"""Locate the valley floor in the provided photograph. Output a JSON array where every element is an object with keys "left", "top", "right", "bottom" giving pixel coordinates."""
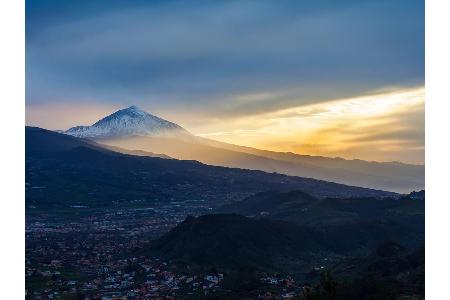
[{"left": 26, "top": 206, "right": 319, "bottom": 299}]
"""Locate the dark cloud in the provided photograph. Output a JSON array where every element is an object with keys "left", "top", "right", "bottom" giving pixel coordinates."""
[{"left": 26, "top": 0, "right": 424, "bottom": 116}]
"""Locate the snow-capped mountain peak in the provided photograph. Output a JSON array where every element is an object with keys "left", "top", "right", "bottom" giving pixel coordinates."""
[{"left": 65, "top": 106, "right": 190, "bottom": 139}]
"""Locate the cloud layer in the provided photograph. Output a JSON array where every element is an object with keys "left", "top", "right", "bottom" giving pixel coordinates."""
[
  {"left": 198, "top": 87, "right": 425, "bottom": 163},
  {"left": 26, "top": 0, "right": 424, "bottom": 163},
  {"left": 27, "top": 0, "right": 423, "bottom": 112}
]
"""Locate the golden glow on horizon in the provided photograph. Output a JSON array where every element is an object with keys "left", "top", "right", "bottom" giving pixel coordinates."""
[
  {"left": 25, "top": 87, "right": 425, "bottom": 164},
  {"left": 198, "top": 87, "right": 425, "bottom": 163}
]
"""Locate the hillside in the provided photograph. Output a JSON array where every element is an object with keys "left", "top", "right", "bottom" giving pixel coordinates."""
[
  {"left": 148, "top": 214, "right": 324, "bottom": 271},
  {"left": 219, "top": 190, "right": 424, "bottom": 228},
  {"left": 147, "top": 213, "right": 423, "bottom": 275},
  {"left": 217, "top": 190, "right": 424, "bottom": 259},
  {"left": 26, "top": 127, "right": 395, "bottom": 212},
  {"left": 99, "top": 134, "right": 424, "bottom": 193},
  {"left": 329, "top": 242, "right": 425, "bottom": 299},
  {"left": 61, "top": 106, "right": 424, "bottom": 193}
]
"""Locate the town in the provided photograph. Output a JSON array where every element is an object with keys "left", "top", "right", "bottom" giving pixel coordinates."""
[{"left": 26, "top": 202, "right": 312, "bottom": 299}]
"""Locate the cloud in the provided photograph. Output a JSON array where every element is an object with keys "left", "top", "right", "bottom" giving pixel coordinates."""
[
  {"left": 26, "top": 0, "right": 424, "bottom": 163},
  {"left": 26, "top": 0, "right": 424, "bottom": 117},
  {"left": 26, "top": 102, "right": 121, "bottom": 130},
  {"left": 199, "top": 87, "right": 425, "bottom": 163}
]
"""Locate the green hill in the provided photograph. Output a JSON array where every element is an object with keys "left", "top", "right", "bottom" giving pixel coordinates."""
[{"left": 149, "top": 214, "right": 325, "bottom": 272}]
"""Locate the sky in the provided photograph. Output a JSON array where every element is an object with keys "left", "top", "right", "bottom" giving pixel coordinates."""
[{"left": 26, "top": 0, "right": 425, "bottom": 163}]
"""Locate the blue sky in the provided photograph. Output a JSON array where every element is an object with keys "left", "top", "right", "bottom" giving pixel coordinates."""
[
  {"left": 26, "top": 0, "right": 424, "bottom": 162},
  {"left": 26, "top": 0, "right": 423, "bottom": 112}
]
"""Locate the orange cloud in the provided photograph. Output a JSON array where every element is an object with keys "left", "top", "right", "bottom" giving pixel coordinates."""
[{"left": 198, "top": 87, "right": 424, "bottom": 163}]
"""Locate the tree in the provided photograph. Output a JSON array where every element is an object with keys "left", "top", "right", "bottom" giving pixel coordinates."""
[{"left": 320, "top": 270, "right": 337, "bottom": 300}]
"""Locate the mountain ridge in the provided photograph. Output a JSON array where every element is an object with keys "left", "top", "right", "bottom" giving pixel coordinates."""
[
  {"left": 62, "top": 106, "right": 424, "bottom": 193},
  {"left": 26, "top": 126, "right": 397, "bottom": 212},
  {"left": 99, "top": 135, "right": 423, "bottom": 193}
]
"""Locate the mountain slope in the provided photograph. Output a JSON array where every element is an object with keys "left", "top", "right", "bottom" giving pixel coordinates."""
[
  {"left": 65, "top": 106, "right": 190, "bottom": 138},
  {"left": 200, "top": 137, "right": 425, "bottom": 192},
  {"left": 99, "top": 135, "right": 423, "bottom": 193},
  {"left": 26, "top": 126, "right": 170, "bottom": 159},
  {"left": 148, "top": 213, "right": 423, "bottom": 273},
  {"left": 219, "top": 190, "right": 424, "bottom": 229},
  {"left": 218, "top": 190, "right": 424, "bottom": 253},
  {"left": 100, "top": 144, "right": 172, "bottom": 159},
  {"left": 63, "top": 106, "right": 424, "bottom": 193},
  {"left": 329, "top": 242, "right": 424, "bottom": 300},
  {"left": 148, "top": 214, "right": 325, "bottom": 271},
  {"left": 26, "top": 127, "right": 396, "bottom": 212},
  {"left": 26, "top": 126, "right": 105, "bottom": 154}
]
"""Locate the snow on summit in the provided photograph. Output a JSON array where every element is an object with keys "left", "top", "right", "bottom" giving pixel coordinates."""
[{"left": 65, "top": 106, "right": 189, "bottom": 138}]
